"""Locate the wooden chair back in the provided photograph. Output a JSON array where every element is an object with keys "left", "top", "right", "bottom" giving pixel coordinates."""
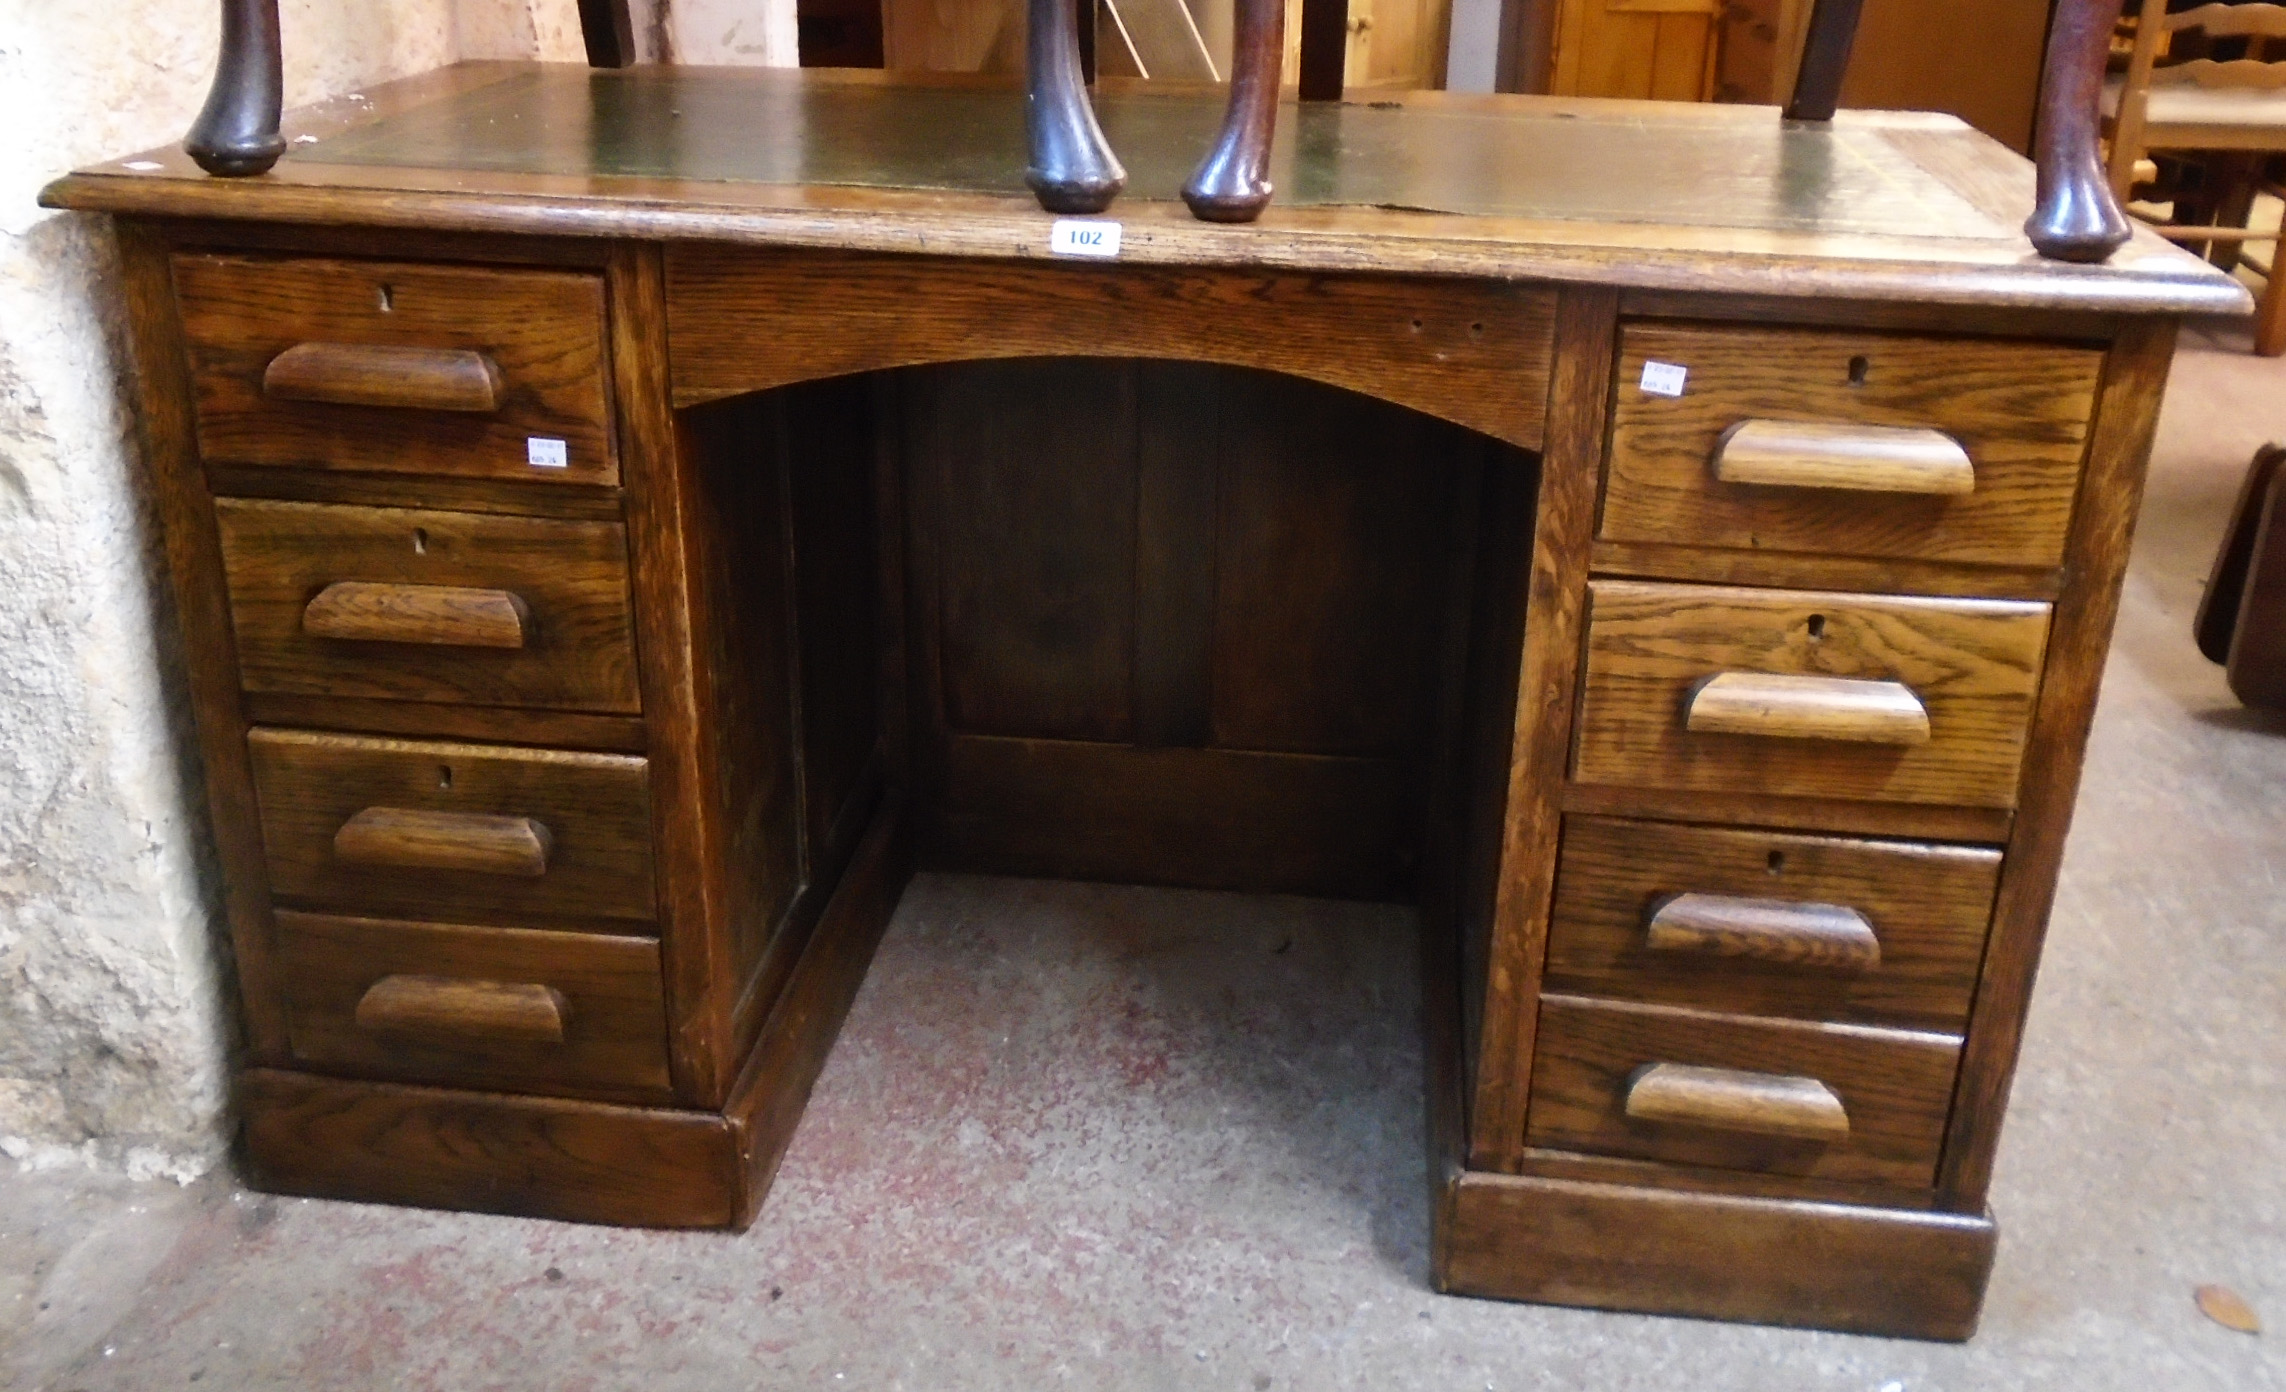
[{"left": 2107, "top": 0, "right": 2286, "bottom": 198}]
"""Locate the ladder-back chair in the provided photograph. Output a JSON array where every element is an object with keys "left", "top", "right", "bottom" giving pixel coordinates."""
[{"left": 2104, "top": 1, "right": 2286, "bottom": 352}]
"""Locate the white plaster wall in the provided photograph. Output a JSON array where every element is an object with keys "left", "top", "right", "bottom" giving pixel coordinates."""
[
  {"left": 667, "top": 0, "right": 800, "bottom": 66},
  {"left": 0, "top": 0, "right": 574, "bottom": 1182}
]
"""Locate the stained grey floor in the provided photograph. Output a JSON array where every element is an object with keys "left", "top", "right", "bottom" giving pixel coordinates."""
[{"left": 4, "top": 322, "right": 2282, "bottom": 1392}]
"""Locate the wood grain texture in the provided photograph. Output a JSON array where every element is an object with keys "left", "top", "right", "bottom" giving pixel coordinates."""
[
  {"left": 1439, "top": 1170, "right": 1995, "bottom": 1338},
  {"left": 928, "top": 734, "right": 1415, "bottom": 899},
  {"left": 301, "top": 581, "right": 531, "bottom": 650},
  {"left": 1589, "top": 539, "right": 2061, "bottom": 603},
  {"left": 1547, "top": 816, "right": 2006, "bottom": 1033},
  {"left": 1574, "top": 581, "right": 2053, "bottom": 809},
  {"left": 1558, "top": 780, "right": 2014, "bottom": 843},
  {"left": 1469, "top": 285, "right": 1618, "bottom": 1171},
  {"left": 1712, "top": 419, "right": 1976, "bottom": 496},
  {"left": 608, "top": 243, "right": 734, "bottom": 1106},
  {"left": 263, "top": 342, "right": 504, "bottom": 413},
  {"left": 117, "top": 220, "right": 292, "bottom": 1062},
  {"left": 1623, "top": 1062, "right": 1852, "bottom": 1142},
  {"left": 355, "top": 976, "right": 568, "bottom": 1046},
  {"left": 237, "top": 1067, "right": 739, "bottom": 1227},
  {"left": 333, "top": 807, "right": 552, "bottom": 878},
  {"left": 1604, "top": 322, "right": 2103, "bottom": 567},
  {"left": 278, "top": 910, "right": 668, "bottom": 1102},
  {"left": 1940, "top": 316, "right": 2179, "bottom": 1203},
  {"left": 727, "top": 795, "right": 913, "bottom": 1224},
  {"left": 1684, "top": 672, "right": 1931, "bottom": 745},
  {"left": 667, "top": 247, "right": 1558, "bottom": 451},
  {"left": 1525, "top": 995, "right": 1961, "bottom": 1188},
  {"left": 1643, "top": 892, "right": 1883, "bottom": 972},
  {"left": 174, "top": 254, "right": 616, "bottom": 485},
  {"left": 206, "top": 465, "right": 627, "bottom": 523},
  {"left": 247, "top": 728, "right": 655, "bottom": 924},
  {"left": 239, "top": 694, "right": 648, "bottom": 753},
  {"left": 216, "top": 499, "right": 639, "bottom": 713}
]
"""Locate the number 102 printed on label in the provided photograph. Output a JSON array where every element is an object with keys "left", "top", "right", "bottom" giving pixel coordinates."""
[{"left": 1048, "top": 219, "right": 1122, "bottom": 259}]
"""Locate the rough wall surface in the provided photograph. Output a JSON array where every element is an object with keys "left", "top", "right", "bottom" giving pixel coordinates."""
[{"left": 0, "top": 0, "right": 572, "bottom": 1182}]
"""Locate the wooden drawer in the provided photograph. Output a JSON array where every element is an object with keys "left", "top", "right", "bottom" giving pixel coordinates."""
[
  {"left": 1603, "top": 322, "right": 2103, "bottom": 567},
  {"left": 1545, "top": 817, "right": 2001, "bottom": 1030},
  {"left": 1526, "top": 995, "right": 1961, "bottom": 1190},
  {"left": 276, "top": 910, "right": 672, "bottom": 1104},
  {"left": 215, "top": 498, "right": 640, "bottom": 713},
  {"left": 1574, "top": 581, "right": 2052, "bottom": 809},
  {"left": 174, "top": 255, "right": 617, "bottom": 486},
  {"left": 248, "top": 729, "right": 655, "bottom": 924}
]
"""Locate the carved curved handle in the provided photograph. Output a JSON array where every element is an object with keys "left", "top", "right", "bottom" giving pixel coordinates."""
[
  {"left": 355, "top": 975, "right": 568, "bottom": 1045},
  {"left": 1625, "top": 1062, "right": 1851, "bottom": 1142},
  {"left": 2025, "top": 0, "right": 2132, "bottom": 262},
  {"left": 1714, "top": 420, "right": 1974, "bottom": 496},
  {"left": 333, "top": 807, "right": 553, "bottom": 878},
  {"left": 1646, "top": 893, "right": 1882, "bottom": 971},
  {"left": 1183, "top": 0, "right": 1286, "bottom": 222},
  {"left": 1024, "top": 0, "right": 1125, "bottom": 213},
  {"left": 264, "top": 343, "right": 505, "bottom": 413},
  {"left": 302, "top": 582, "right": 531, "bottom": 650},
  {"left": 185, "top": 0, "right": 284, "bottom": 177},
  {"left": 1686, "top": 673, "right": 1931, "bottom": 745}
]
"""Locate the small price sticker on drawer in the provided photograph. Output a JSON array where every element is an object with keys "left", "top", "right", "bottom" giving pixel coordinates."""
[
  {"left": 1639, "top": 361, "right": 1689, "bottom": 398},
  {"left": 1049, "top": 219, "right": 1122, "bottom": 259},
  {"left": 527, "top": 437, "right": 569, "bottom": 469}
]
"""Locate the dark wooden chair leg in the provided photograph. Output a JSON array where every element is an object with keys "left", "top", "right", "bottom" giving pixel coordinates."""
[
  {"left": 1183, "top": 0, "right": 1285, "bottom": 222},
  {"left": 185, "top": 0, "right": 286, "bottom": 177},
  {"left": 577, "top": 0, "right": 638, "bottom": 68},
  {"left": 2195, "top": 444, "right": 2286, "bottom": 664},
  {"left": 1783, "top": 0, "right": 1865, "bottom": 122},
  {"left": 1297, "top": 0, "right": 1346, "bottom": 101},
  {"left": 2026, "top": 0, "right": 2133, "bottom": 262},
  {"left": 1025, "top": 0, "right": 1125, "bottom": 214}
]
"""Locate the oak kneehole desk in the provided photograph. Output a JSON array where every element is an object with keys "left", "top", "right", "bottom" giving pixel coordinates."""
[{"left": 44, "top": 64, "right": 2248, "bottom": 1341}]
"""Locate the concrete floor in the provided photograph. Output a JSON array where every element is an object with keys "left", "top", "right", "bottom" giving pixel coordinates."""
[{"left": 5, "top": 323, "right": 2284, "bottom": 1392}]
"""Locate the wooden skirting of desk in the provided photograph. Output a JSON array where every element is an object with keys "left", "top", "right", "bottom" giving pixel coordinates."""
[{"left": 46, "top": 64, "right": 2248, "bottom": 1341}]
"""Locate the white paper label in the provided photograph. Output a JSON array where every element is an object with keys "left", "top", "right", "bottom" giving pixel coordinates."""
[
  {"left": 1048, "top": 219, "right": 1122, "bottom": 259},
  {"left": 1639, "top": 361, "right": 1688, "bottom": 398},
  {"left": 527, "top": 437, "right": 569, "bottom": 468}
]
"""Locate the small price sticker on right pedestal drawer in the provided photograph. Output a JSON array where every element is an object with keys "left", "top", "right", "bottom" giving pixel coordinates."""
[{"left": 1639, "top": 361, "right": 1689, "bottom": 397}]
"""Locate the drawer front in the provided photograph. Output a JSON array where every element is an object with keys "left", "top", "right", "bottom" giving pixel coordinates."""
[
  {"left": 1526, "top": 995, "right": 1961, "bottom": 1190},
  {"left": 1574, "top": 581, "right": 2052, "bottom": 808},
  {"left": 1545, "top": 817, "right": 2001, "bottom": 1030},
  {"left": 248, "top": 729, "right": 655, "bottom": 923},
  {"left": 277, "top": 910, "right": 672, "bottom": 1103},
  {"left": 1604, "top": 322, "right": 2103, "bottom": 567},
  {"left": 174, "top": 255, "right": 617, "bottom": 486},
  {"left": 216, "top": 498, "right": 641, "bottom": 713}
]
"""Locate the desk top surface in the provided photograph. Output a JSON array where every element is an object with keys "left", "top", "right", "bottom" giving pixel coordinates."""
[{"left": 45, "top": 63, "right": 2246, "bottom": 316}]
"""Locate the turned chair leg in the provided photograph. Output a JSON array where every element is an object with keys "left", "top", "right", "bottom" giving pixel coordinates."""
[
  {"left": 1025, "top": 0, "right": 1125, "bottom": 214},
  {"left": 2025, "top": 0, "right": 2133, "bottom": 263},
  {"left": 186, "top": 0, "right": 286, "bottom": 177},
  {"left": 1183, "top": 0, "right": 1285, "bottom": 222},
  {"left": 1783, "top": 0, "right": 1865, "bottom": 123}
]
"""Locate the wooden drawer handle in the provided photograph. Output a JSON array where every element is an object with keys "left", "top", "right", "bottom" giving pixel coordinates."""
[
  {"left": 264, "top": 342, "right": 505, "bottom": 413},
  {"left": 1686, "top": 672, "right": 1931, "bottom": 745},
  {"left": 355, "top": 974, "right": 569, "bottom": 1045},
  {"left": 1646, "top": 892, "right": 1881, "bottom": 971},
  {"left": 1713, "top": 420, "right": 1975, "bottom": 496},
  {"left": 1625, "top": 1062, "right": 1851, "bottom": 1142},
  {"left": 303, "top": 582, "right": 531, "bottom": 649},
  {"left": 333, "top": 807, "right": 553, "bottom": 878}
]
